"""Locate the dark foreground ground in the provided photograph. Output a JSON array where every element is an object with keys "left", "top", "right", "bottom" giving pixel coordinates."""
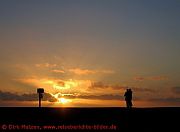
[{"left": 0, "top": 107, "right": 179, "bottom": 131}]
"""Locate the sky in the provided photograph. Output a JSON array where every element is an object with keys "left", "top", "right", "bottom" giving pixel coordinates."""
[{"left": 0, "top": 0, "right": 180, "bottom": 107}]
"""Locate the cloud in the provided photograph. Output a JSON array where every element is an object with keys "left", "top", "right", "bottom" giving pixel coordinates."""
[
  {"left": 0, "top": 73, "right": 37, "bottom": 93},
  {"left": 112, "top": 86, "right": 155, "bottom": 93},
  {"left": 0, "top": 90, "right": 123, "bottom": 101},
  {"left": 69, "top": 68, "right": 96, "bottom": 75},
  {"left": 13, "top": 64, "right": 31, "bottom": 71},
  {"left": 100, "top": 70, "right": 115, "bottom": 74},
  {"left": 58, "top": 93, "right": 123, "bottom": 100},
  {"left": 0, "top": 91, "right": 57, "bottom": 102},
  {"left": 78, "top": 94, "right": 123, "bottom": 100},
  {"left": 14, "top": 77, "right": 91, "bottom": 93},
  {"left": 14, "top": 78, "right": 42, "bottom": 85},
  {"left": 88, "top": 81, "right": 155, "bottom": 93},
  {"left": 132, "top": 87, "right": 155, "bottom": 93},
  {"left": 59, "top": 93, "right": 143, "bottom": 101},
  {"left": 171, "top": 87, "right": 180, "bottom": 94},
  {"left": 149, "top": 76, "right": 168, "bottom": 81},
  {"left": 149, "top": 97, "right": 180, "bottom": 103},
  {"left": 69, "top": 68, "right": 114, "bottom": 75},
  {"left": 14, "top": 77, "right": 65, "bottom": 87},
  {"left": 134, "top": 77, "right": 145, "bottom": 81},
  {"left": 89, "top": 82, "right": 109, "bottom": 89},
  {"left": 56, "top": 80, "right": 65, "bottom": 87},
  {"left": 134, "top": 76, "right": 168, "bottom": 81},
  {"left": 35, "top": 63, "right": 57, "bottom": 68},
  {"left": 51, "top": 69, "right": 65, "bottom": 74}
]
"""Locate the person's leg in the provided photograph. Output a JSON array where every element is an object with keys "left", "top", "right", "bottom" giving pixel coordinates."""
[
  {"left": 126, "top": 101, "right": 128, "bottom": 108},
  {"left": 127, "top": 101, "right": 130, "bottom": 109},
  {"left": 131, "top": 101, "right": 133, "bottom": 107}
]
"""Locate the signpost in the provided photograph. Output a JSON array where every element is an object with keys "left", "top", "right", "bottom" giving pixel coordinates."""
[{"left": 37, "top": 88, "right": 44, "bottom": 107}]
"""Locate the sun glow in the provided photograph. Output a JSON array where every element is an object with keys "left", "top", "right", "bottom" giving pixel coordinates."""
[
  {"left": 50, "top": 93, "right": 72, "bottom": 104},
  {"left": 53, "top": 79, "right": 79, "bottom": 90},
  {"left": 58, "top": 98, "right": 71, "bottom": 104}
]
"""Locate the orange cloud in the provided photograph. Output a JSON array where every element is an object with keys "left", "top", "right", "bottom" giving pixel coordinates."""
[
  {"left": 69, "top": 68, "right": 96, "bottom": 75},
  {"left": 89, "top": 82, "right": 109, "bottom": 89},
  {"left": 0, "top": 90, "right": 57, "bottom": 102},
  {"left": 134, "top": 76, "right": 168, "bottom": 81},
  {"left": 65, "top": 94, "right": 123, "bottom": 100},
  {"left": 149, "top": 76, "right": 168, "bottom": 81},
  {"left": 89, "top": 81, "right": 155, "bottom": 93},
  {"left": 134, "top": 77, "right": 145, "bottom": 81},
  {"left": 171, "top": 87, "right": 180, "bottom": 94},
  {"left": 100, "top": 70, "right": 115, "bottom": 74},
  {"left": 35, "top": 63, "right": 57, "bottom": 68},
  {"left": 69, "top": 68, "right": 115, "bottom": 75},
  {"left": 51, "top": 69, "right": 65, "bottom": 73},
  {"left": 13, "top": 77, "right": 63, "bottom": 93},
  {"left": 14, "top": 77, "right": 92, "bottom": 94}
]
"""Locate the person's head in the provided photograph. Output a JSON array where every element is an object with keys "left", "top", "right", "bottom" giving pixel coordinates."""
[{"left": 129, "top": 89, "right": 132, "bottom": 93}]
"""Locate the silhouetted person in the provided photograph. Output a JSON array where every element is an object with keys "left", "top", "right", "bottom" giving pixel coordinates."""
[{"left": 124, "top": 89, "right": 133, "bottom": 109}]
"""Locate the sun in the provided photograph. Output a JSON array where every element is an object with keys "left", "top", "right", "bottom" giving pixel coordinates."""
[
  {"left": 50, "top": 93, "right": 72, "bottom": 104},
  {"left": 59, "top": 98, "right": 70, "bottom": 104}
]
